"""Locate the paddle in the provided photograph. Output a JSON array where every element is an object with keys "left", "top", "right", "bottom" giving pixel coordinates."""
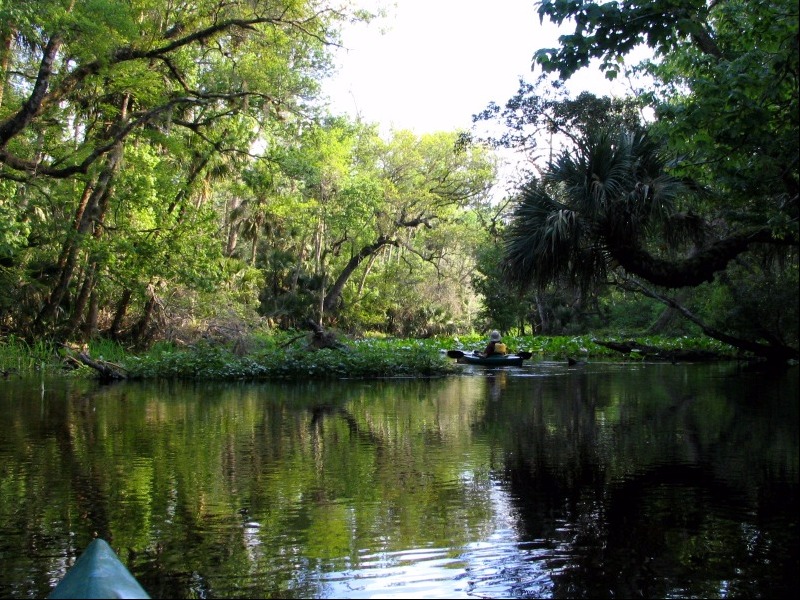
[{"left": 447, "top": 349, "right": 532, "bottom": 360}]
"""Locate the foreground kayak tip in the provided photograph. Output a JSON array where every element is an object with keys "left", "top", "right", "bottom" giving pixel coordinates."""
[{"left": 48, "top": 538, "right": 150, "bottom": 599}]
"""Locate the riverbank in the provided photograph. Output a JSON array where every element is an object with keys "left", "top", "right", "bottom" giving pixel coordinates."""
[{"left": 0, "top": 332, "right": 743, "bottom": 381}]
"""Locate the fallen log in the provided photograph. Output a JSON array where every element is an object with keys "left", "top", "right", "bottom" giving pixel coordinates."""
[
  {"left": 61, "top": 344, "right": 127, "bottom": 380},
  {"left": 304, "top": 319, "right": 345, "bottom": 351},
  {"left": 593, "top": 339, "right": 723, "bottom": 362}
]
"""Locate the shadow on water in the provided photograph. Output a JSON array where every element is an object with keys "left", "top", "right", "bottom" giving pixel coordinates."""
[
  {"left": 484, "top": 363, "right": 799, "bottom": 599},
  {"left": 0, "top": 363, "right": 797, "bottom": 599}
]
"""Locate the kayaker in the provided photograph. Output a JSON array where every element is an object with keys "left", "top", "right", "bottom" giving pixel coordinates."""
[{"left": 483, "top": 330, "right": 507, "bottom": 356}]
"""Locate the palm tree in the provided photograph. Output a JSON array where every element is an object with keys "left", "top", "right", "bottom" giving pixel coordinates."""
[
  {"left": 503, "top": 127, "right": 687, "bottom": 292},
  {"left": 502, "top": 127, "right": 799, "bottom": 363}
]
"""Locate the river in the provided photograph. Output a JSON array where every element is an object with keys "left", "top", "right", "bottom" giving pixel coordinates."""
[{"left": 1, "top": 361, "right": 797, "bottom": 598}]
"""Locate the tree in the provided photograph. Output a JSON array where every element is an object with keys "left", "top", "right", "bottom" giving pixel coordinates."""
[
  {"left": 493, "top": 0, "right": 798, "bottom": 362},
  {"left": 531, "top": 0, "right": 798, "bottom": 240},
  {"left": 504, "top": 125, "right": 797, "bottom": 361},
  {"left": 322, "top": 129, "right": 496, "bottom": 313},
  {"left": 0, "top": 0, "right": 363, "bottom": 341},
  {"left": 252, "top": 119, "right": 497, "bottom": 329},
  {"left": 474, "top": 76, "right": 645, "bottom": 163}
]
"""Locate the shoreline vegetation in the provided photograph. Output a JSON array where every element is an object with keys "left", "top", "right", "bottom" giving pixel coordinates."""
[{"left": 0, "top": 332, "right": 749, "bottom": 381}]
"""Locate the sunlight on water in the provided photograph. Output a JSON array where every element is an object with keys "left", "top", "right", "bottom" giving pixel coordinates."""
[
  {"left": 318, "top": 479, "right": 557, "bottom": 599},
  {"left": 0, "top": 366, "right": 797, "bottom": 598}
]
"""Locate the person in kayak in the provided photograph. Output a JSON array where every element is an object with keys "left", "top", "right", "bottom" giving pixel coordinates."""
[{"left": 483, "top": 330, "right": 507, "bottom": 356}]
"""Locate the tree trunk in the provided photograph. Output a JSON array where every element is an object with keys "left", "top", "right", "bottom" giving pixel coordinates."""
[
  {"left": 625, "top": 278, "right": 799, "bottom": 363},
  {"left": 168, "top": 151, "right": 211, "bottom": 215},
  {"left": 34, "top": 95, "right": 128, "bottom": 333},
  {"left": 290, "top": 241, "right": 307, "bottom": 292},
  {"left": 36, "top": 179, "right": 95, "bottom": 324},
  {"left": 0, "top": 28, "right": 12, "bottom": 111},
  {"left": 35, "top": 172, "right": 114, "bottom": 331},
  {"left": 81, "top": 289, "right": 100, "bottom": 341},
  {"left": 535, "top": 293, "right": 550, "bottom": 334},
  {"left": 108, "top": 288, "right": 132, "bottom": 340},
  {"left": 62, "top": 344, "right": 126, "bottom": 381},
  {"left": 225, "top": 196, "right": 240, "bottom": 256},
  {"left": 64, "top": 265, "right": 95, "bottom": 339},
  {"left": 322, "top": 237, "right": 398, "bottom": 314},
  {"left": 593, "top": 339, "right": 722, "bottom": 362},
  {"left": 356, "top": 253, "right": 379, "bottom": 297},
  {"left": 647, "top": 307, "right": 674, "bottom": 334},
  {"left": 0, "top": 34, "right": 63, "bottom": 146},
  {"left": 610, "top": 228, "right": 795, "bottom": 289},
  {"left": 250, "top": 227, "right": 259, "bottom": 265},
  {"left": 130, "top": 292, "right": 157, "bottom": 348}
]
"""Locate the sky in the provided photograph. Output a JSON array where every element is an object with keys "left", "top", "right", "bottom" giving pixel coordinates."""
[{"left": 322, "top": 0, "right": 627, "bottom": 136}]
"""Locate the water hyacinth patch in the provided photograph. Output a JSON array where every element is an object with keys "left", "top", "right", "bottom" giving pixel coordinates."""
[
  {"left": 121, "top": 338, "right": 457, "bottom": 380},
  {"left": 2, "top": 332, "right": 738, "bottom": 380}
]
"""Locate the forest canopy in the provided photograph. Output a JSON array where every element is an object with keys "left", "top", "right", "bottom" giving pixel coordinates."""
[
  {"left": 0, "top": 0, "right": 497, "bottom": 345},
  {"left": 476, "top": 0, "right": 798, "bottom": 362},
  {"left": 0, "top": 0, "right": 797, "bottom": 364}
]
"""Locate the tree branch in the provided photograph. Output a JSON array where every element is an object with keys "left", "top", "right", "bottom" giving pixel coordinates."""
[
  {"left": 0, "top": 11, "right": 327, "bottom": 152},
  {"left": 619, "top": 276, "right": 799, "bottom": 362},
  {"left": 611, "top": 228, "right": 798, "bottom": 288},
  {"left": 0, "top": 34, "right": 62, "bottom": 147}
]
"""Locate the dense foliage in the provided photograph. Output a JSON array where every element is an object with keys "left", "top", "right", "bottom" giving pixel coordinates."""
[
  {"left": 1, "top": 0, "right": 796, "bottom": 369},
  {"left": 477, "top": 0, "right": 798, "bottom": 363},
  {"left": 0, "top": 0, "right": 497, "bottom": 348}
]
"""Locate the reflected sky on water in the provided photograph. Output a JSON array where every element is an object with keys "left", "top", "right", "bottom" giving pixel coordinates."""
[{"left": 0, "top": 362, "right": 797, "bottom": 598}]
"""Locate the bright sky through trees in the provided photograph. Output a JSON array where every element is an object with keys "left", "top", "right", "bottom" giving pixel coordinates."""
[{"left": 323, "top": 0, "right": 630, "bottom": 135}]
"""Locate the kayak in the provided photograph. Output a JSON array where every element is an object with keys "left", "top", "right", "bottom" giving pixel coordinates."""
[
  {"left": 48, "top": 538, "right": 150, "bottom": 599},
  {"left": 447, "top": 349, "right": 532, "bottom": 367}
]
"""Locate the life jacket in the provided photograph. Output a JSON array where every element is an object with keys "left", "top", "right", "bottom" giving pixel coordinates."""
[{"left": 493, "top": 342, "right": 507, "bottom": 355}]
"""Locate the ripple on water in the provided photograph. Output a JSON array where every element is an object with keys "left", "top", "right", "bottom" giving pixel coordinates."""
[
  {"left": 316, "top": 534, "right": 559, "bottom": 599},
  {"left": 320, "top": 546, "right": 470, "bottom": 599}
]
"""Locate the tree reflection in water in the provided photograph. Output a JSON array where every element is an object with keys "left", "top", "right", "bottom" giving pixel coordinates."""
[{"left": 0, "top": 364, "right": 796, "bottom": 598}]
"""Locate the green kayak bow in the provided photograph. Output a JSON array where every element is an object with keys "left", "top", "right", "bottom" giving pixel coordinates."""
[{"left": 48, "top": 538, "right": 150, "bottom": 599}]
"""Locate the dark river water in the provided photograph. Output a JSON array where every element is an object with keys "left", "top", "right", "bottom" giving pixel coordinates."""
[{"left": 0, "top": 361, "right": 797, "bottom": 599}]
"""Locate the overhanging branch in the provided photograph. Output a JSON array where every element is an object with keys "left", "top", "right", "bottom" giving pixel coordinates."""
[
  {"left": 619, "top": 276, "right": 799, "bottom": 362},
  {"left": 612, "top": 228, "right": 798, "bottom": 288}
]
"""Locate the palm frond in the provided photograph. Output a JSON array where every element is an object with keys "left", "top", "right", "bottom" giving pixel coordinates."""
[
  {"left": 502, "top": 181, "right": 606, "bottom": 290},
  {"left": 503, "top": 127, "right": 688, "bottom": 291}
]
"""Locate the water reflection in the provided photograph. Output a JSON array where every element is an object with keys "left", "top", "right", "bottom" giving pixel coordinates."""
[{"left": 0, "top": 364, "right": 797, "bottom": 599}]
